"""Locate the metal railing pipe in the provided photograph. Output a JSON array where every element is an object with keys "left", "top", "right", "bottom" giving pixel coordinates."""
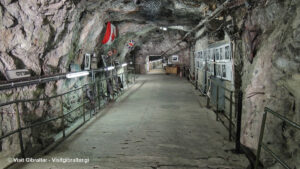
[
  {"left": 254, "top": 111, "right": 267, "bottom": 169},
  {"left": 255, "top": 107, "right": 300, "bottom": 169},
  {"left": 216, "top": 85, "right": 219, "bottom": 121},
  {"left": 15, "top": 103, "right": 25, "bottom": 158},
  {"left": 60, "top": 96, "right": 65, "bottom": 138},
  {"left": 229, "top": 91, "right": 233, "bottom": 141}
]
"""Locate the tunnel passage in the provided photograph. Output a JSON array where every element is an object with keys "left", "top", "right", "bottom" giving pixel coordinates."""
[{"left": 0, "top": 0, "right": 300, "bottom": 169}]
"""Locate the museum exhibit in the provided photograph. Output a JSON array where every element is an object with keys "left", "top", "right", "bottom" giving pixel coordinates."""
[{"left": 0, "top": 0, "right": 299, "bottom": 168}]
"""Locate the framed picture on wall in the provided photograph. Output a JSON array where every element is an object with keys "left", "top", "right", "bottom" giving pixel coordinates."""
[
  {"left": 222, "top": 64, "right": 226, "bottom": 78},
  {"left": 215, "top": 48, "right": 220, "bottom": 61},
  {"left": 225, "top": 45, "right": 231, "bottom": 60},
  {"left": 172, "top": 55, "right": 179, "bottom": 62},
  {"left": 220, "top": 47, "right": 223, "bottom": 60},
  {"left": 199, "top": 51, "right": 203, "bottom": 59},
  {"left": 216, "top": 64, "right": 221, "bottom": 77},
  {"left": 84, "top": 53, "right": 91, "bottom": 70}
]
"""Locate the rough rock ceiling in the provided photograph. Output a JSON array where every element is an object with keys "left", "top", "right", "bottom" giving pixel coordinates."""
[
  {"left": 0, "top": 0, "right": 224, "bottom": 77},
  {"left": 80, "top": 0, "right": 215, "bottom": 26}
]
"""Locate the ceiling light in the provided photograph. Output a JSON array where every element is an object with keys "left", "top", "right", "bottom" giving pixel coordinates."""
[
  {"left": 66, "top": 71, "right": 89, "bottom": 79},
  {"left": 122, "top": 63, "right": 128, "bottom": 67},
  {"left": 159, "top": 27, "right": 167, "bottom": 31}
]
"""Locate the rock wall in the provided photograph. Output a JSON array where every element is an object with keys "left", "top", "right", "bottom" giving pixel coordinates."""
[
  {"left": 191, "top": 0, "right": 299, "bottom": 167},
  {"left": 0, "top": 0, "right": 143, "bottom": 158},
  {"left": 233, "top": 0, "right": 300, "bottom": 168},
  {"left": 0, "top": 0, "right": 100, "bottom": 157}
]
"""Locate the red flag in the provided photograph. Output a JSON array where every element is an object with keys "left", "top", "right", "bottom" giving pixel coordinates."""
[{"left": 102, "top": 22, "right": 117, "bottom": 45}]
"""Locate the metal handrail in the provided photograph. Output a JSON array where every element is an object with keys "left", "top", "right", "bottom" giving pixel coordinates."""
[
  {"left": 207, "top": 78, "right": 235, "bottom": 135},
  {"left": 255, "top": 107, "right": 300, "bottom": 169},
  {"left": 0, "top": 66, "right": 127, "bottom": 91},
  {"left": 206, "top": 77, "right": 243, "bottom": 153},
  {"left": 0, "top": 73, "right": 126, "bottom": 107},
  {"left": 0, "top": 69, "right": 136, "bottom": 160}
]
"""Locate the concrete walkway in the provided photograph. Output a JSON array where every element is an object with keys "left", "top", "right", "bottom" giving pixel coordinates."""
[{"left": 15, "top": 75, "right": 248, "bottom": 169}]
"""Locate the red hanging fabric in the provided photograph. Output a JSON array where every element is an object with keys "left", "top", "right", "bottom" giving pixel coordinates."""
[{"left": 102, "top": 22, "right": 112, "bottom": 44}]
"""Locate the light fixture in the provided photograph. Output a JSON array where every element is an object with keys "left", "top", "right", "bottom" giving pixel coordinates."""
[
  {"left": 105, "top": 66, "right": 115, "bottom": 71},
  {"left": 66, "top": 71, "right": 89, "bottom": 79},
  {"left": 122, "top": 63, "right": 128, "bottom": 67},
  {"left": 159, "top": 27, "right": 167, "bottom": 31}
]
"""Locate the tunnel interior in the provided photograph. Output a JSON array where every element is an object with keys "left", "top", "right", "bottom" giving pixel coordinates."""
[{"left": 0, "top": 0, "right": 299, "bottom": 169}]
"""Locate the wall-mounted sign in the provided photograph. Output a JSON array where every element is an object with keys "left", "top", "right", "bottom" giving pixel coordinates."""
[
  {"left": 5, "top": 69, "right": 31, "bottom": 80},
  {"left": 102, "top": 22, "right": 117, "bottom": 45},
  {"left": 172, "top": 55, "right": 179, "bottom": 62},
  {"left": 195, "top": 43, "right": 232, "bottom": 81},
  {"left": 127, "top": 40, "right": 135, "bottom": 50},
  {"left": 84, "top": 53, "right": 91, "bottom": 70}
]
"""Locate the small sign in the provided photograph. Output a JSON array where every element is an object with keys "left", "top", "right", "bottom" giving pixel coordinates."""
[
  {"left": 172, "top": 55, "right": 179, "bottom": 62},
  {"left": 84, "top": 53, "right": 91, "bottom": 70},
  {"left": 127, "top": 40, "right": 135, "bottom": 50},
  {"left": 6, "top": 69, "right": 31, "bottom": 80}
]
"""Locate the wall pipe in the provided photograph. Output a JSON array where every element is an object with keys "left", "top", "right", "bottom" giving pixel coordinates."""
[{"left": 0, "top": 68, "right": 111, "bottom": 91}]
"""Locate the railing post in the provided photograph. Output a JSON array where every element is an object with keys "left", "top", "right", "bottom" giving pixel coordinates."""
[
  {"left": 235, "top": 91, "right": 243, "bottom": 153},
  {"left": 60, "top": 96, "right": 65, "bottom": 138},
  {"left": 111, "top": 76, "right": 115, "bottom": 100},
  {"left": 206, "top": 79, "right": 210, "bottom": 108},
  {"left": 206, "top": 95, "right": 210, "bottom": 108},
  {"left": 82, "top": 87, "right": 85, "bottom": 123},
  {"left": 15, "top": 102, "right": 25, "bottom": 158},
  {"left": 255, "top": 110, "right": 268, "bottom": 169},
  {"left": 195, "top": 69, "right": 198, "bottom": 89},
  {"left": 216, "top": 85, "right": 219, "bottom": 121},
  {"left": 132, "top": 70, "right": 134, "bottom": 84},
  {"left": 92, "top": 83, "right": 95, "bottom": 118},
  {"left": 134, "top": 67, "right": 136, "bottom": 83},
  {"left": 98, "top": 80, "right": 101, "bottom": 110},
  {"left": 121, "top": 73, "right": 124, "bottom": 91},
  {"left": 229, "top": 91, "right": 233, "bottom": 141}
]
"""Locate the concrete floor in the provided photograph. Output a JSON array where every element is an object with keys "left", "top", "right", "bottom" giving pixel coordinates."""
[
  {"left": 15, "top": 74, "right": 248, "bottom": 169},
  {"left": 148, "top": 68, "right": 165, "bottom": 74}
]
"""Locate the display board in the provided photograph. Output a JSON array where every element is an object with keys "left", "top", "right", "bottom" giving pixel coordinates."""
[
  {"left": 84, "top": 53, "right": 91, "bottom": 70},
  {"left": 5, "top": 69, "right": 31, "bottom": 80},
  {"left": 195, "top": 43, "right": 232, "bottom": 81}
]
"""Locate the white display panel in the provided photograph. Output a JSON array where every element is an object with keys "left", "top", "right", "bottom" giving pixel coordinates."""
[
  {"left": 225, "top": 45, "right": 231, "bottom": 60},
  {"left": 195, "top": 43, "right": 232, "bottom": 81}
]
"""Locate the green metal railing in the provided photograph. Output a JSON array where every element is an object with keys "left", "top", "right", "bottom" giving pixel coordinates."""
[
  {"left": 0, "top": 69, "right": 136, "bottom": 160},
  {"left": 206, "top": 78, "right": 243, "bottom": 153},
  {"left": 255, "top": 107, "right": 300, "bottom": 169}
]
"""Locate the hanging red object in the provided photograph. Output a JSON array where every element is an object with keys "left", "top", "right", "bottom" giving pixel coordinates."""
[{"left": 102, "top": 22, "right": 117, "bottom": 45}]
